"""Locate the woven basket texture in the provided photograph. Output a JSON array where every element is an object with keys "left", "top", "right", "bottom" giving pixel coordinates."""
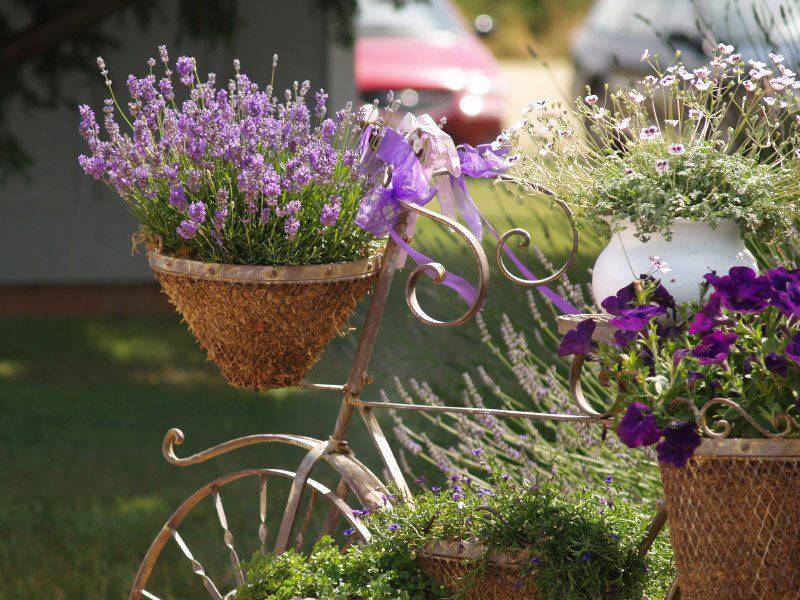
[
  {"left": 661, "top": 453, "right": 800, "bottom": 599},
  {"left": 416, "top": 547, "right": 534, "bottom": 599},
  {"left": 153, "top": 269, "right": 375, "bottom": 390}
]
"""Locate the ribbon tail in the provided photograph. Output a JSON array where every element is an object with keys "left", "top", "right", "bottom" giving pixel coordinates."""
[
  {"left": 452, "top": 176, "right": 483, "bottom": 240},
  {"left": 435, "top": 174, "right": 458, "bottom": 221},
  {"left": 389, "top": 229, "right": 477, "bottom": 306},
  {"left": 482, "top": 218, "right": 579, "bottom": 314}
]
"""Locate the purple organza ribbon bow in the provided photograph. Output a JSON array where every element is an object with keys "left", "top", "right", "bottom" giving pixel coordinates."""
[
  {"left": 446, "top": 144, "right": 578, "bottom": 314},
  {"left": 357, "top": 127, "right": 577, "bottom": 315},
  {"left": 356, "top": 128, "right": 479, "bottom": 305}
]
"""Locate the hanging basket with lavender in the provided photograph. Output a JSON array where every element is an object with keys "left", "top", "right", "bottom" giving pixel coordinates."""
[{"left": 78, "top": 49, "right": 383, "bottom": 390}]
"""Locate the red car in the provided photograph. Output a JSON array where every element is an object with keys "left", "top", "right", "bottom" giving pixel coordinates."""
[{"left": 356, "top": 0, "right": 505, "bottom": 146}]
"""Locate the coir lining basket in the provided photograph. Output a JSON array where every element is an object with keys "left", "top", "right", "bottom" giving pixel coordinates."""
[
  {"left": 660, "top": 438, "right": 800, "bottom": 599},
  {"left": 416, "top": 540, "right": 534, "bottom": 599},
  {"left": 148, "top": 249, "right": 381, "bottom": 391}
]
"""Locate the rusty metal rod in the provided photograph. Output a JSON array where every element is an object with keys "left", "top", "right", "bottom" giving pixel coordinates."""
[
  {"left": 351, "top": 399, "right": 611, "bottom": 423},
  {"left": 296, "top": 382, "right": 346, "bottom": 392},
  {"left": 330, "top": 211, "right": 410, "bottom": 443}
]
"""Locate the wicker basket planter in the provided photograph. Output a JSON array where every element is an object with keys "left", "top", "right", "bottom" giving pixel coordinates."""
[
  {"left": 660, "top": 438, "right": 800, "bottom": 599},
  {"left": 148, "top": 250, "right": 381, "bottom": 390},
  {"left": 416, "top": 541, "right": 534, "bottom": 599}
]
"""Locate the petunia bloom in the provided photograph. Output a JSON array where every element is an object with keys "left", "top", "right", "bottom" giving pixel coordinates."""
[
  {"left": 657, "top": 422, "right": 701, "bottom": 468},
  {"left": 610, "top": 304, "right": 666, "bottom": 331},
  {"left": 601, "top": 282, "right": 636, "bottom": 315},
  {"left": 617, "top": 402, "right": 662, "bottom": 448},
  {"left": 765, "top": 353, "right": 789, "bottom": 377},
  {"left": 766, "top": 266, "right": 800, "bottom": 293},
  {"left": 691, "top": 330, "right": 738, "bottom": 365},
  {"left": 613, "top": 329, "right": 638, "bottom": 347},
  {"left": 558, "top": 319, "right": 597, "bottom": 357},
  {"left": 772, "top": 281, "right": 800, "bottom": 318},
  {"left": 686, "top": 370, "right": 702, "bottom": 391},
  {"left": 688, "top": 294, "right": 726, "bottom": 334},
  {"left": 786, "top": 332, "right": 800, "bottom": 365},
  {"left": 704, "top": 267, "right": 771, "bottom": 313}
]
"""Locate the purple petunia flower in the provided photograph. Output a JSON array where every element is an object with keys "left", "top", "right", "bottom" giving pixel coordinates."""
[
  {"left": 688, "top": 294, "right": 726, "bottom": 334},
  {"left": 657, "top": 422, "right": 702, "bottom": 468},
  {"left": 388, "top": 523, "right": 401, "bottom": 532},
  {"left": 691, "top": 330, "right": 738, "bottom": 365},
  {"left": 557, "top": 319, "right": 597, "bottom": 356},
  {"left": 601, "top": 282, "right": 636, "bottom": 315},
  {"left": 704, "top": 267, "right": 771, "bottom": 313},
  {"left": 786, "top": 332, "right": 800, "bottom": 365},
  {"left": 342, "top": 527, "right": 356, "bottom": 537},
  {"left": 610, "top": 304, "right": 666, "bottom": 331},
  {"left": 772, "top": 281, "right": 800, "bottom": 318},
  {"left": 613, "top": 329, "right": 638, "bottom": 346},
  {"left": 765, "top": 353, "right": 789, "bottom": 377},
  {"left": 686, "top": 370, "right": 702, "bottom": 391},
  {"left": 672, "top": 348, "right": 690, "bottom": 368},
  {"left": 617, "top": 402, "right": 662, "bottom": 448},
  {"left": 766, "top": 266, "right": 800, "bottom": 293}
]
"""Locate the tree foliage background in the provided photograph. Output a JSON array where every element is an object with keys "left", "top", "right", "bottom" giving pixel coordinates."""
[{"left": 0, "top": 0, "right": 358, "bottom": 182}]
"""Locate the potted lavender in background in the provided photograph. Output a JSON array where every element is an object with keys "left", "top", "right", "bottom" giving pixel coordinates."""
[
  {"left": 558, "top": 267, "right": 800, "bottom": 598},
  {"left": 78, "top": 48, "right": 382, "bottom": 390},
  {"left": 507, "top": 45, "right": 800, "bottom": 305}
]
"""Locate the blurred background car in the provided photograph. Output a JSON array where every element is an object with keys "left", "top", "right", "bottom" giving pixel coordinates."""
[
  {"left": 571, "top": 0, "right": 796, "bottom": 98},
  {"left": 356, "top": 0, "right": 505, "bottom": 145}
]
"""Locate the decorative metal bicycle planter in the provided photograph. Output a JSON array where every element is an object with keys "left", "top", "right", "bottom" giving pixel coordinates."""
[{"left": 130, "top": 178, "right": 678, "bottom": 600}]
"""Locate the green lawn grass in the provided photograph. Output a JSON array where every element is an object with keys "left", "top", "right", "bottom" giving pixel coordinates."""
[{"left": 0, "top": 182, "right": 604, "bottom": 598}]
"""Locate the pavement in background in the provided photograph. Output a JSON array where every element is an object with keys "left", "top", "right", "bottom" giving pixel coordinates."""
[{"left": 500, "top": 58, "right": 574, "bottom": 128}]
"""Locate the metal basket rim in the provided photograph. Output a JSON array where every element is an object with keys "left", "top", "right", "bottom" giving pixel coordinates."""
[
  {"left": 147, "top": 248, "right": 383, "bottom": 285},
  {"left": 696, "top": 437, "right": 800, "bottom": 457}
]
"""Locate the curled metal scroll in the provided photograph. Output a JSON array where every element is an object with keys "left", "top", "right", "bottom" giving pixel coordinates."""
[
  {"left": 568, "top": 354, "right": 610, "bottom": 419},
  {"left": 398, "top": 199, "right": 489, "bottom": 327},
  {"left": 494, "top": 180, "right": 579, "bottom": 288},
  {"left": 162, "top": 428, "right": 323, "bottom": 466},
  {"left": 670, "top": 397, "right": 798, "bottom": 439}
]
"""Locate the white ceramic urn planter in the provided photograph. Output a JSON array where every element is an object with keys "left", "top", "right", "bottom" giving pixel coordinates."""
[{"left": 592, "top": 218, "right": 759, "bottom": 306}]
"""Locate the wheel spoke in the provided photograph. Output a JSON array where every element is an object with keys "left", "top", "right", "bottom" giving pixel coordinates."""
[
  {"left": 141, "top": 590, "right": 162, "bottom": 600},
  {"left": 258, "top": 473, "right": 268, "bottom": 555},
  {"left": 274, "top": 441, "right": 329, "bottom": 554},
  {"left": 295, "top": 487, "right": 318, "bottom": 551},
  {"left": 211, "top": 485, "right": 243, "bottom": 587},
  {"left": 171, "top": 529, "right": 223, "bottom": 600},
  {"left": 317, "top": 479, "right": 348, "bottom": 543}
]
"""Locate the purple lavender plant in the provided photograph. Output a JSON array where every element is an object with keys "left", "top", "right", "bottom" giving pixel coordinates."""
[
  {"left": 384, "top": 267, "right": 662, "bottom": 500},
  {"left": 77, "top": 48, "right": 380, "bottom": 266}
]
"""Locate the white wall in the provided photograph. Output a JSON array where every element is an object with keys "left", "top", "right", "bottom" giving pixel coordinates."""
[{"left": 0, "top": 0, "right": 354, "bottom": 283}]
